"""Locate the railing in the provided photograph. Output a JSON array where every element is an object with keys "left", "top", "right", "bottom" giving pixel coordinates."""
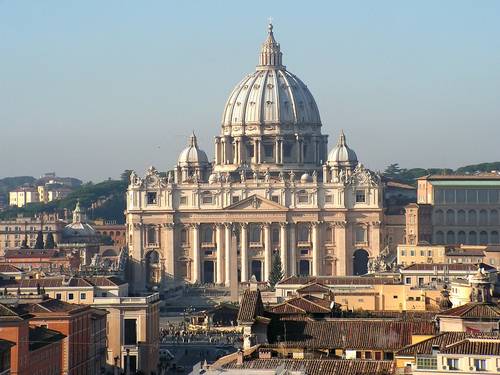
[{"left": 297, "top": 241, "right": 312, "bottom": 247}]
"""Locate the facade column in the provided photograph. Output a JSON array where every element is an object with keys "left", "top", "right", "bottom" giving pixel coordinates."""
[
  {"left": 224, "top": 223, "right": 232, "bottom": 287},
  {"left": 215, "top": 137, "right": 220, "bottom": 165},
  {"left": 295, "top": 136, "right": 301, "bottom": 163},
  {"left": 216, "top": 224, "right": 224, "bottom": 284},
  {"left": 280, "top": 222, "right": 288, "bottom": 276},
  {"left": 289, "top": 223, "right": 297, "bottom": 275},
  {"left": 263, "top": 223, "right": 271, "bottom": 281},
  {"left": 336, "top": 222, "right": 347, "bottom": 275},
  {"left": 312, "top": 222, "right": 320, "bottom": 276},
  {"left": 279, "top": 139, "right": 284, "bottom": 164},
  {"left": 163, "top": 223, "right": 175, "bottom": 280},
  {"left": 240, "top": 223, "right": 248, "bottom": 282},
  {"left": 192, "top": 224, "right": 200, "bottom": 283},
  {"left": 257, "top": 138, "right": 262, "bottom": 164},
  {"left": 253, "top": 139, "right": 258, "bottom": 164},
  {"left": 275, "top": 138, "right": 280, "bottom": 164}
]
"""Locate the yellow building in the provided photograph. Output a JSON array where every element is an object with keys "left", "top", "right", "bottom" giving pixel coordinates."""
[
  {"left": 275, "top": 275, "right": 444, "bottom": 311},
  {"left": 9, "top": 186, "right": 39, "bottom": 207},
  {"left": 397, "top": 244, "right": 496, "bottom": 267}
]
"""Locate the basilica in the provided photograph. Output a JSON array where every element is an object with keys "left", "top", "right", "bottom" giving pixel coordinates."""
[{"left": 126, "top": 24, "right": 388, "bottom": 291}]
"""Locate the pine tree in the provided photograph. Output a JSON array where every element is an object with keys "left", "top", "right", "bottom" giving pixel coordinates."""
[
  {"left": 45, "top": 231, "right": 56, "bottom": 249},
  {"left": 268, "top": 251, "right": 284, "bottom": 288},
  {"left": 34, "top": 230, "right": 44, "bottom": 249}
]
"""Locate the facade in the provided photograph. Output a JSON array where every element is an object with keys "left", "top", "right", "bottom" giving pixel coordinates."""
[
  {"left": 409, "top": 175, "right": 500, "bottom": 246},
  {"left": 92, "top": 292, "right": 160, "bottom": 374},
  {"left": 0, "top": 213, "right": 65, "bottom": 255},
  {"left": 0, "top": 339, "right": 14, "bottom": 375},
  {"left": 93, "top": 221, "right": 127, "bottom": 247},
  {"left": 126, "top": 24, "right": 388, "bottom": 291},
  {"left": 9, "top": 187, "right": 39, "bottom": 208}
]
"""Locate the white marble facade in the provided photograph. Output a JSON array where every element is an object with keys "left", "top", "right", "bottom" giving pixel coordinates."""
[{"left": 126, "top": 24, "right": 385, "bottom": 291}]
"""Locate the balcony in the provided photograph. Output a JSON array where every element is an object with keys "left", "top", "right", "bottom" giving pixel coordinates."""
[
  {"left": 249, "top": 242, "right": 262, "bottom": 248},
  {"left": 297, "top": 241, "right": 312, "bottom": 248},
  {"left": 201, "top": 242, "right": 215, "bottom": 248},
  {"left": 146, "top": 242, "right": 159, "bottom": 249}
]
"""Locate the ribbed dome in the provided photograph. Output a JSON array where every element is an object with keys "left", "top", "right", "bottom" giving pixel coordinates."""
[
  {"left": 328, "top": 131, "right": 358, "bottom": 165},
  {"left": 221, "top": 24, "right": 321, "bottom": 129},
  {"left": 177, "top": 133, "right": 209, "bottom": 167}
]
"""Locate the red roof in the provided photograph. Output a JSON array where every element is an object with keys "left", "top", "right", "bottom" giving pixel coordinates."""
[{"left": 438, "top": 302, "right": 500, "bottom": 319}]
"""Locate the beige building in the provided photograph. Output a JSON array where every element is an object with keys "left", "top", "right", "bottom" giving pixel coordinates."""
[
  {"left": 406, "top": 175, "right": 500, "bottom": 246},
  {"left": 9, "top": 186, "right": 39, "bottom": 207},
  {"left": 0, "top": 213, "right": 65, "bottom": 254},
  {"left": 274, "top": 275, "right": 444, "bottom": 311},
  {"left": 126, "top": 23, "right": 392, "bottom": 292},
  {"left": 92, "top": 293, "right": 160, "bottom": 374}
]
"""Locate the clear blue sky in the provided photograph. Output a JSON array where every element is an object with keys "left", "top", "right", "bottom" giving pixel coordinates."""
[{"left": 1, "top": 0, "right": 499, "bottom": 181}]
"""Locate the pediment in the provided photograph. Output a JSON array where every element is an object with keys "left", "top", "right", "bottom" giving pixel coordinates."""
[{"left": 224, "top": 194, "right": 287, "bottom": 211}]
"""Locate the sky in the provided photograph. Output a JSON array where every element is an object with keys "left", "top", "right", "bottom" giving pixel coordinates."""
[{"left": 0, "top": 0, "right": 499, "bottom": 182}]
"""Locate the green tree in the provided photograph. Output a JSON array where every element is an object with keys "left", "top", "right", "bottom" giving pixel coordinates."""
[
  {"left": 383, "top": 163, "right": 402, "bottom": 179},
  {"left": 34, "top": 230, "right": 44, "bottom": 249},
  {"left": 268, "top": 251, "right": 284, "bottom": 288},
  {"left": 45, "top": 231, "right": 56, "bottom": 249}
]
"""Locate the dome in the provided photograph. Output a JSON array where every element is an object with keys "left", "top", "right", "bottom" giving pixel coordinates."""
[
  {"left": 178, "top": 132, "right": 209, "bottom": 167},
  {"left": 328, "top": 131, "right": 358, "bottom": 165},
  {"left": 221, "top": 23, "right": 321, "bottom": 130},
  {"left": 62, "top": 201, "right": 98, "bottom": 243},
  {"left": 300, "top": 173, "right": 312, "bottom": 183}
]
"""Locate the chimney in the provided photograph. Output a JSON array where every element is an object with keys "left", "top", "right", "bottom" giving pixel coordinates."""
[{"left": 236, "top": 349, "right": 244, "bottom": 365}]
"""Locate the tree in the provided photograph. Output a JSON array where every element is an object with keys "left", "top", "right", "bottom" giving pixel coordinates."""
[
  {"left": 383, "top": 163, "right": 402, "bottom": 179},
  {"left": 34, "top": 230, "right": 44, "bottom": 249},
  {"left": 45, "top": 231, "right": 56, "bottom": 249},
  {"left": 268, "top": 251, "right": 284, "bottom": 288}
]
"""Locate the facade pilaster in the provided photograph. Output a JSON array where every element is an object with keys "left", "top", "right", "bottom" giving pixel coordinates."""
[
  {"left": 279, "top": 222, "right": 288, "bottom": 276},
  {"left": 263, "top": 223, "right": 271, "bottom": 281},
  {"left": 216, "top": 224, "right": 224, "bottom": 284},
  {"left": 289, "top": 223, "right": 297, "bottom": 275},
  {"left": 224, "top": 223, "right": 232, "bottom": 287},
  {"left": 192, "top": 224, "right": 200, "bottom": 283},
  {"left": 240, "top": 223, "right": 248, "bottom": 282},
  {"left": 312, "top": 222, "right": 320, "bottom": 276}
]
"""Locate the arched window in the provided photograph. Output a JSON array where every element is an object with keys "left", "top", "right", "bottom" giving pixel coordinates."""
[
  {"left": 109, "top": 231, "right": 114, "bottom": 236},
  {"left": 468, "top": 231, "right": 477, "bottom": 245},
  {"left": 446, "top": 231, "right": 455, "bottom": 244},
  {"left": 446, "top": 210, "right": 455, "bottom": 225},
  {"left": 490, "top": 209, "right": 499, "bottom": 225},
  {"left": 435, "top": 231, "right": 444, "bottom": 244},
  {"left": 491, "top": 231, "right": 499, "bottom": 244},
  {"left": 297, "top": 224, "right": 310, "bottom": 242},
  {"left": 457, "top": 210, "right": 466, "bottom": 225},
  {"left": 299, "top": 260, "right": 310, "bottom": 276},
  {"left": 479, "top": 231, "right": 488, "bottom": 245},
  {"left": 479, "top": 210, "right": 488, "bottom": 225},
  {"left": 434, "top": 210, "right": 444, "bottom": 225},
  {"left": 468, "top": 210, "right": 477, "bottom": 225},
  {"left": 457, "top": 231, "right": 466, "bottom": 244},
  {"left": 353, "top": 249, "right": 369, "bottom": 275}
]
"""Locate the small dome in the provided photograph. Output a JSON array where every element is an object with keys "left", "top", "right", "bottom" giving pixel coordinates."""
[
  {"left": 328, "top": 131, "right": 358, "bottom": 165},
  {"left": 300, "top": 173, "right": 312, "bottom": 183},
  {"left": 178, "top": 132, "right": 209, "bottom": 167}
]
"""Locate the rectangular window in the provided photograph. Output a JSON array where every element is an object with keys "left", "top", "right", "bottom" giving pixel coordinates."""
[
  {"left": 325, "top": 194, "right": 332, "bottom": 203},
  {"left": 68, "top": 293, "right": 74, "bottom": 300},
  {"left": 355, "top": 190, "right": 366, "bottom": 203},
  {"left": 146, "top": 192, "right": 157, "bottom": 205},
  {"left": 417, "top": 357, "right": 437, "bottom": 370},
  {"left": 298, "top": 194, "right": 309, "bottom": 203},
  {"left": 80, "top": 293, "right": 86, "bottom": 300},
  {"left": 446, "top": 358, "right": 459, "bottom": 370},
  {"left": 401, "top": 249, "right": 406, "bottom": 256},
  {"left": 405, "top": 277, "right": 411, "bottom": 285},
  {"left": 232, "top": 196, "right": 240, "bottom": 204},
  {"left": 124, "top": 319, "right": 138, "bottom": 345},
  {"left": 180, "top": 196, "right": 187, "bottom": 205},
  {"left": 55, "top": 293, "right": 62, "bottom": 300},
  {"left": 410, "top": 250, "right": 415, "bottom": 256},
  {"left": 202, "top": 195, "right": 213, "bottom": 204},
  {"left": 284, "top": 143, "right": 292, "bottom": 158},
  {"left": 263, "top": 144, "right": 273, "bottom": 158},
  {"left": 300, "top": 249, "right": 309, "bottom": 256},
  {"left": 474, "top": 359, "right": 486, "bottom": 371},
  {"left": 418, "top": 277, "right": 424, "bottom": 286},
  {"left": 271, "top": 195, "right": 279, "bottom": 203}
]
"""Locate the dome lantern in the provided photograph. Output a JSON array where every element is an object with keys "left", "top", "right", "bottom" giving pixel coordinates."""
[{"left": 258, "top": 22, "right": 283, "bottom": 68}]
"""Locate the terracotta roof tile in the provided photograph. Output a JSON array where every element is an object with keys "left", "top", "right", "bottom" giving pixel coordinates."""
[
  {"left": 268, "top": 320, "right": 437, "bottom": 351},
  {"left": 401, "top": 263, "right": 494, "bottom": 271},
  {"left": 396, "top": 332, "right": 500, "bottom": 356},
  {"left": 237, "top": 289, "right": 265, "bottom": 323},
  {"left": 440, "top": 338, "right": 500, "bottom": 355},
  {"left": 438, "top": 302, "right": 500, "bottom": 318},
  {"left": 223, "top": 358, "right": 395, "bottom": 375},
  {"left": 279, "top": 275, "right": 398, "bottom": 286},
  {"left": 297, "top": 282, "right": 331, "bottom": 294}
]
